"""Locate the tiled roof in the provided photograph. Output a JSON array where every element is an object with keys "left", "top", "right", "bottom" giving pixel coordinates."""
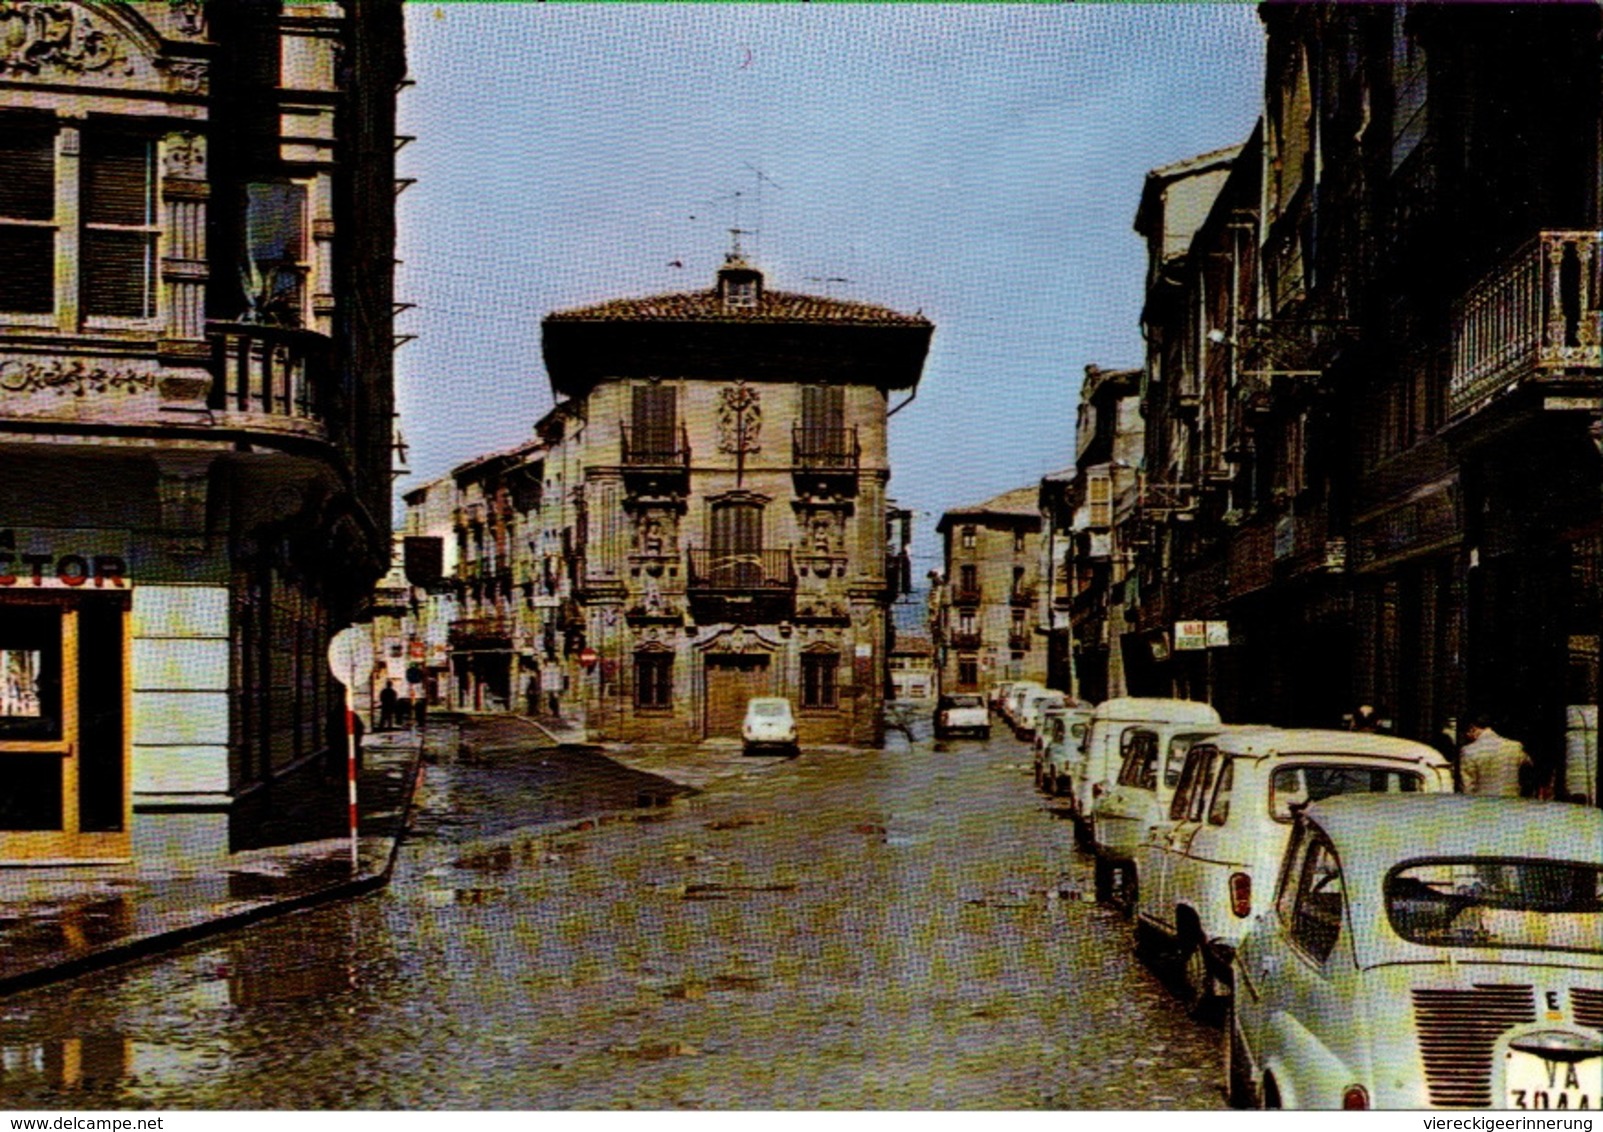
[{"left": 545, "top": 287, "right": 930, "bottom": 328}]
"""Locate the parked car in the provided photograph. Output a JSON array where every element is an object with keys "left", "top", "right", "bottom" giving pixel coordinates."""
[
  {"left": 1089, "top": 722, "right": 1257, "bottom": 904},
  {"left": 988, "top": 681, "right": 1017, "bottom": 714},
  {"left": 1136, "top": 728, "right": 1454, "bottom": 1017},
  {"left": 934, "top": 693, "right": 990, "bottom": 740},
  {"left": 1015, "top": 689, "right": 1066, "bottom": 740},
  {"left": 1067, "top": 698, "right": 1222, "bottom": 838},
  {"left": 1037, "top": 704, "right": 1093, "bottom": 793},
  {"left": 1229, "top": 794, "right": 1603, "bottom": 1110},
  {"left": 1004, "top": 681, "right": 1046, "bottom": 729},
  {"left": 741, "top": 696, "right": 797, "bottom": 756}
]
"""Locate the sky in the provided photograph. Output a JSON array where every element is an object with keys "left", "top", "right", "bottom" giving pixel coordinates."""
[{"left": 393, "top": 3, "right": 1265, "bottom": 576}]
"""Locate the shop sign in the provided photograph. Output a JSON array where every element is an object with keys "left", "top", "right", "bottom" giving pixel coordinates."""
[
  {"left": 1175, "top": 621, "right": 1208, "bottom": 651},
  {"left": 0, "top": 528, "right": 130, "bottom": 590},
  {"left": 1205, "top": 620, "right": 1231, "bottom": 648}
]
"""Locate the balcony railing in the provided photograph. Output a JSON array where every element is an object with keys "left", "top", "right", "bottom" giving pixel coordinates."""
[
  {"left": 208, "top": 322, "right": 331, "bottom": 429},
  {"left": 948, "top": 631, "right": 982, "bottom": 650},
  {"left": 793, "top": 426, "right": 860, "bottom": 471},
  {"left": 1451, "top": 230, "right": 1603, "bottom": 420},
  {"left": 951, "top": 585, "right": 982, "bottom": 605},
  {"left": 1007, "top": 631, "right": 1032, "bottom": 651},
  {"left": 621, "top": 422, "right": 690, "bottom": 469},
  {"left": 687, "top": 548, "right": 795, "bottom": 592},
  {"left": 1009, "top": 585, "right": 1037, "bottom": 607}
]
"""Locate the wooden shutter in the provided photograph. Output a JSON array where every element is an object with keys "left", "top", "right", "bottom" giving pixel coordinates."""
[{"left": 633, "top": 384, "right": 677, "bottom": 458}]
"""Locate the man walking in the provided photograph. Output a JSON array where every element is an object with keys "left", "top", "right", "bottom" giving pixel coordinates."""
[
  {"left": 378, "top": 679, "right": 399, "bottom": 732},
  {"left": 1459, "top": 714, "right": 1533, "bottom": 797}
]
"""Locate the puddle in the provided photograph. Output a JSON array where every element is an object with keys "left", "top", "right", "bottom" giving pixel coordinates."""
[
  {"left": 608, "top": 1040, "right": 702, "bottom": 1060},
  {"left": 673, "top": 881, "right": 797, "bottom": 900}
]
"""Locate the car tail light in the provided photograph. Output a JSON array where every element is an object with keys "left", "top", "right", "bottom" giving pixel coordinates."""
[
  {"left": 1229, "top": 872, "right": 1251, "bottom": 918},
  {"left": 1341, "top": 1085, "right": 1369, "bottom": 1110}
]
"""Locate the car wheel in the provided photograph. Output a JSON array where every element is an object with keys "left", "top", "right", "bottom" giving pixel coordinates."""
[
  {"left": 981, "top": 727, "right": 991, "bottom": 740},
  {"left": 1180, "top": 933, "right": 1219, "bottom": 1022},
  {"left": 1093, "top": 854, "right": 1115, "bottom": 904},
  {"left": 1225, "top": 1002, "right": 1258, "bottom": 1109}
]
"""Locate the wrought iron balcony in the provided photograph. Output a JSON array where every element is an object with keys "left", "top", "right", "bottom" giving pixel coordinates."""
[
  {"left": 948, "top": 631, "right": 983, "bottom": 650},
  {"left": 1009, "top": 585, "right": 1037, "bottom": 607},
  {"left": 620, "top": 422, "right": 690, "bottom": 470},
  {"left": 208, "top": 321, "right": 332, "bottom": 434},
  {"left": 1450, "top": 230, "right": 1603, "bottom": 421},
  {"left": 1007, "top": 631, "right": 1032, "bottom": 651},
  {"left": 687, "top": 549, "right": 795, "bottom": 593},
  {"left": 792, "top": 426, "right": 860, "bottom": 472},
  {"left": 950, "top": 584, "right": 983, "bottom": 606}
]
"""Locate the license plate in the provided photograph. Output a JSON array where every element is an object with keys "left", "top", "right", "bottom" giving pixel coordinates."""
[{"left": 1506, "top": 1050, "right": 1602, "bottom": 1110}]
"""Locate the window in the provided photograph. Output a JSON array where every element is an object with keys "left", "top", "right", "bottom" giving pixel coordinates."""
[
  {"left": 724, "top": 277, "right": 757, "bottom": 309},
  {"left": 801, "top": 652, "right": 838, "bottom": 709},
  {"left": 1013, "top": 530, "right": 1025, "bottom": 554},
  {"left": 1207, "top": 757, "right": 1235, "bottom": 826},
  {"left": 84, "top": 134, "right": 157, "bottom": 319},
  {"left": 0, "top": 122, "right": 55, "bottom": 315},
  {"left": 958, "top": 564, "right": 978, "bottom": 597},
  {"left": 244, "top": 181, "right": 307, "bottom": 325},
  {"left": 634, "top": 651, "right": 673, "bottom": 710},
  {"left": 1268, "top": 763, "right": 1423, "bottom": 822},
  {"left": 0, "top": 123, "right": 157, "bottom": 322},
  {"left": 1169, "top": 746, "right": 1215, "bottom": 822},
  {"left": 631, "top": 383, "right": 678, "bottom": 461},
  {"left": 961, "top": 526, "right": 976, "bottom": 550},
  {"left": 1011, "top": 608, "right": 1025, "bottom": 631},
  {"left": 958, "top": 611, "right": 975, "bottom": 636},
  {"left": 1289, "top": 835, "right": 1345, "bottom": 963},
  {"left": 957, "top": 655, "right": 978, "bottom": 689}
]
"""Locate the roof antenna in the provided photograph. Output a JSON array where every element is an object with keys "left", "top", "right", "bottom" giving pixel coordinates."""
[{"left": 743, "top": 162, "right": 781, "bottom": 261}]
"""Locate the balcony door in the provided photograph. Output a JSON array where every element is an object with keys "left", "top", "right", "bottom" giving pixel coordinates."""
[
  {"left": 632, "top": 384, "right": 677, "bottom": 461},
  {"left": 711, "top": 500, "right": 763, "bottom": 588},
  {"left": 0, "top": 596, "right": 129, "bottom": 864},
  {"left": 800, "top": 385, "right": 846, "bottom": 459}
]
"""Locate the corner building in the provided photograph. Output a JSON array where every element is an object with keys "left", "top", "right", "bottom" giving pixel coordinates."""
[
  {"left": 538, "top": 258, "right": 931, "bottom": 747},
  {"left": 0, "top": 2, "right": 404, "bottom": 864}
]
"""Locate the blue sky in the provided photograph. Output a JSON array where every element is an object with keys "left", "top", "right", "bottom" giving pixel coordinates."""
[{"left": 394, "top": 3, "right": 1265, "bottom": 574}]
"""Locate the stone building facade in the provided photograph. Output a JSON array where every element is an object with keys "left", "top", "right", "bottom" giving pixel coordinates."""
[
  {"left": 530, "top": 257, "right": 932, "bottom": 747},
  {"left": 932, "top": 487, "right": 1047, "bottom": 694},
  {"left": 0, "top": 2, "right": 405, "bottom": 863}
]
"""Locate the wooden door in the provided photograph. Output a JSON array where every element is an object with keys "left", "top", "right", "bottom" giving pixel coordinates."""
[
  {"left": 703, "top": 654, "right": 771, "bottom": 738},
  {"left": 0, "top": 596, "right": 129, "bottom": 864}
]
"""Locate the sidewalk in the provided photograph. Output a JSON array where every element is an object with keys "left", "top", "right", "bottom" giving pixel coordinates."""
[{"left": 0, "top": 724, "right": 433, "bottom": 998}]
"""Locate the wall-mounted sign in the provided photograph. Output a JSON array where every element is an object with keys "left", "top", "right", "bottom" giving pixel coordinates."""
[
  {"left": 1174, "top": 621, "right": 1208, "bottom": 651},
  {"left": 0, "top": 528, "right": 130, "bottom": 590}
]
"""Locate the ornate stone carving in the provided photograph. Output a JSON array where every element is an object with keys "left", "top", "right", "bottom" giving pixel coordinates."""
[
  {"left": 157, "top": 56, "right": 206, "bottom": 95},
  {"left": 716, "top": 381, "right": 762, "bottom": 456},
  {"left": 0, "top": 358, "right": 156, "bottom": 398},
  {"left": 168, "top": 0, "right": 204, "bottom": 37},
  {"left": 162, "top": 132, "right": 206, "bottom": 180},
  {"left": 0, "top": 3, "right": 132, "bottom": 78}
]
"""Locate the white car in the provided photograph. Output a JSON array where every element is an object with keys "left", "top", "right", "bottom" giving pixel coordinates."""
[
  {"left": 934, "top": 693, "right": 990, "bottom": 740},
  {"left": 1135, "top": 728, "right": 1454, "bottom": 1017},
  {"left": 1068, "top": 698, "right": 1222, "bottom": 841},
  {"left": 1089, "top": 723, "right": 1254, "bottom": 904},
  {"left": 1037, "top": 705, "right": 1092, "bottom": 794},
  {"left": 742, "top": 697, "right": 797, "bottom": 755},
  {"left": 1230, "top": 794, "right": 1603, "bottom": 1110},
  {"left": 1016, "top": 689, "right": 1066, "bottom": 739},
  {"left": 1004, "top": 681, "right": 1046, "bottom": 730}
]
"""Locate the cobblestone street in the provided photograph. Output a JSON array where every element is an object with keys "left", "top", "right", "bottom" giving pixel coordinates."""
[{"left": 0, "top": 720, "right": 1223, "bottom": 1109}]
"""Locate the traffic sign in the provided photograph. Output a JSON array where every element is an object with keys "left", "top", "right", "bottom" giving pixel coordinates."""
[
  {"left": 327, "top": 626, "right": 374, "bottom": 686},
  {"left": 578, "top": 646, "right": 600, "bottom": 670}
]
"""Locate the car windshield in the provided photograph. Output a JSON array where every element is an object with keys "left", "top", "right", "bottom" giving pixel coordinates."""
[
  {"left": 947, "top": 695, "right": 983, "bottom": 708},
  {"left": 1386, "top": 859, "right": 1603, "bottom": 954},
  {"left": 1268, "top": 763, "right": 1424, "bottom": 822},
  {"left": 751, "top": 702, "right": 788, "bottom": 718}
]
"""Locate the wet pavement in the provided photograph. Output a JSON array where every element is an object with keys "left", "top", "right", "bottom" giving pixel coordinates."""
[{"left": 0, "top": 716, "right": 1224, "bottom": 1110}]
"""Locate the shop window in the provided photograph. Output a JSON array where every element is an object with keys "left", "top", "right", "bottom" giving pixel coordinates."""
[
  {"left": 635, "top": 651, "right": 672, "bottom": 710},
  {"left": 801, "top": 652, "right": 838, "bottom": 709}
]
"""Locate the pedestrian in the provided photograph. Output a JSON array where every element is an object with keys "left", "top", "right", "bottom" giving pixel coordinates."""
[
  {"left": 1351, "top": 704, "right": 1381, "bottom": 733},
  {"left": 414, "top": 693, "right": 427, "bottom": 731},
  {"left": 378, "top": 679, "right": 399, "bottom": 731},
  {"left": 1459, "top": 714, "right": 1533, "bottom": 797},
  {"left": 525, "top": 674, "right": 539, "bottom": 717},
  {"left": 1430, "top": 718, "right": 1461, "bottom": 791}
]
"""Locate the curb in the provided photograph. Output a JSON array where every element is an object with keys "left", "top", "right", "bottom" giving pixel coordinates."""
[{"left": 0, "top": 743, "right": 428, "bottom": 999}]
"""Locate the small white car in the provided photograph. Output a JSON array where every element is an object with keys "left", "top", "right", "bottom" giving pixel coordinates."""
[
  {"left": 1016, "top": 689, "right": 1065, "bottom": 740},
  {"left": 934, "top": 693, "right": 990, "bottom": 740},
  {"left": 741, "top": 696, "right": 797, "bottom": 756},
  {"left": 1230, "top": 794, "right": 1603, "bottom": 1110},
  {"left": 1037, "top": 705, "right": 1092, "bottom": 795},
  {"left": 1004, "top": 681, "right": 1046, "bottom": 730},
  {"left": 1135, "top": 727, "right": 1454, "bottom": 1017},
  {"left": 1068, "top": 698, "right": 1222, "bottom": 839},
  {"left": 1089, "top": 723, "right": 1252, "bottom": 904}
]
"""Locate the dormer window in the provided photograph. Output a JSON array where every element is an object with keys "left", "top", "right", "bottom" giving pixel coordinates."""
[{"left": 724, "top": 277, "right": 757, "bottom": 309}]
